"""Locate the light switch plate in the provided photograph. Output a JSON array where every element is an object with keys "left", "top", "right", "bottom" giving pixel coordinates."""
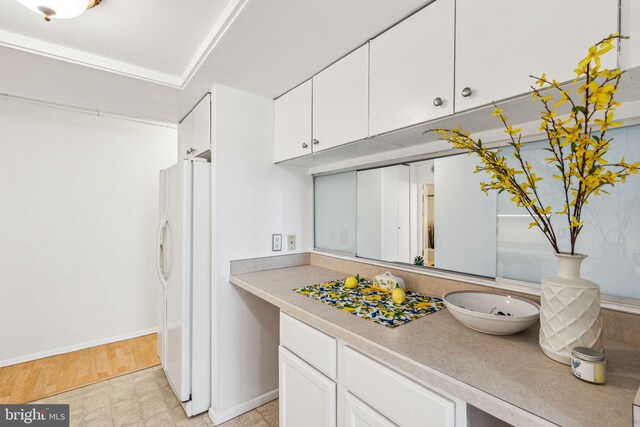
[
  {"left": 272, "top": 234, "right": 282, "bottom": 251},
  {"left": 287, "top": 235, "right": 296, "bottom": 251}
]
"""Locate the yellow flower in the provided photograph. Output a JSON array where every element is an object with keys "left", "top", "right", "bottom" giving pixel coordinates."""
[
  {"left": 578, "top": 45, "right": 600, "bottom": 70},
  {"left": 535, "top": 73, "right": 547, "bottom": 87},
  {"left": 570, "top": 216, "right": 585, "bottom": 228},
  {"left": 505, "top": 125, "right": 521, "bottom": 136}
]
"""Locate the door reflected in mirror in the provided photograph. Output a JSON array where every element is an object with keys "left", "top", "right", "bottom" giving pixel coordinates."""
[
  {"left": 356, "top": 165, "right": 410, "bottom": 263},
  {"left": 355, "top": 161, "right": 437, "bottom": 268},
  {"left": 422, "top": 183, "right": 435, "bottom": 267},
  {"left": 314, "top": 152, "right": 497, "bottom": 278}
]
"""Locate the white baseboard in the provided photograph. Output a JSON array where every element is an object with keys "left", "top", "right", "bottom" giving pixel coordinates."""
[
  {"left": 0, "top": 327, "right": 158, "bottom": 368},
  {"left": 208, "top": 388, "right": 278, "bottom": 426}
]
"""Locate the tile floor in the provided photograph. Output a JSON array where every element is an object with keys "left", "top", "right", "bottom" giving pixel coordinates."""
[{"left": 32, "top": 365, "right": 278, "bottom": 427}]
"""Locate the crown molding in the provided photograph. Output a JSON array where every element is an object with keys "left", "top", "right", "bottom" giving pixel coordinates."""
[
  {"left": 0, "top": 0, "right": 252, "bottom": 90},
  {"left": 180, "top": 0, "right": 252, "bottom": 87},
  {"left": 0, "top": 28, "right": 182, "bottom": 87}
]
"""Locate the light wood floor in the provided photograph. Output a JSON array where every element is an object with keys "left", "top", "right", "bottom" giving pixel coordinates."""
[{"left": 0, "top": 333, "right": 160, "bottom": 404}]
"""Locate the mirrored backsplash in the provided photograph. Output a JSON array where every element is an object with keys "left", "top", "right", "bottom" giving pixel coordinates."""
[
  {"left": 496, "top": 125, "right": 640, "bottom": 299},
  {"left": 314, "top": 124, "right": 640, "bottom": 300}
]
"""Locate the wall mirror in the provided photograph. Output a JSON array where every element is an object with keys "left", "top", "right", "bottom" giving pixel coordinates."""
[
  {"left": 314, "top": 124, "right": 640, "bottom": 300},
  {"left": 353, "top": 155, "right": 498, "bottom": 278}
]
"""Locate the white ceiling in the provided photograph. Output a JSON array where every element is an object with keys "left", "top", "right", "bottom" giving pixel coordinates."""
[
  {"left": 0, "top": 0, "right": 234, "bottom": 84},
  {"left": 0, "top": 0, "right": 431, "bottom": 122}
]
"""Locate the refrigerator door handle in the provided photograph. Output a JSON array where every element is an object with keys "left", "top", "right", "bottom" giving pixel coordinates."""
[{"left": 156, "top": 213, "right": 169, "bottom": 288}]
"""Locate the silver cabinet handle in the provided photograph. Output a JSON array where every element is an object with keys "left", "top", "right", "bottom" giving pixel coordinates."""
[
  {"left": 433, "top": 97, "right": 443, "bottom": 107},
  {"left": 302, "top": 143, "right": 308, "bottom": 149},
  {"left": 461, "top": 87, "right": 472, "bottom": 97},
  {"left": 313, "top": 139, "right": 319, "bottom": 146}
]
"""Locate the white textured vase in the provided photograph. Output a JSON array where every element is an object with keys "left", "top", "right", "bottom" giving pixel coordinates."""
[{"left": 539, "top": 253, "right": 604, "bottom": 365}]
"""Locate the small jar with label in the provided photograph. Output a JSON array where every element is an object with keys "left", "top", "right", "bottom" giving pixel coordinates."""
[{"left": 571, "top": 347, "right": 606, "bottom": 384}]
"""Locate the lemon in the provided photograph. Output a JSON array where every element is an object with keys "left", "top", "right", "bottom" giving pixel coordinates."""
[
  {"left": 392, "top": 287, "right": 406, "bottom": 304},
  {"left": 344, "top": 276, "right": 358, "bottom": 289}
]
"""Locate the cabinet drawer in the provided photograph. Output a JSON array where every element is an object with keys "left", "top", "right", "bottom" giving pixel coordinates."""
[
  {"left": 280, "top": 313, "right": 337, "bottom": 379},
  {"left": 344, "top": 347, "right": 455, "bottom": 427}
]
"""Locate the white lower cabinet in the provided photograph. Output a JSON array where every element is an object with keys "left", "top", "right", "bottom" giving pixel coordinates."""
[
  {"left": 279, "top": 346, "right": 337, "bottom": 427},
  {"left": 279, "top": 313, "right": 464, "bottom": 427},
  {"left": 343, "top": 347, "right": 456, "bottom": 427},
  {"left": 344, "top": 392, "right": 396, "bottom": 427}
]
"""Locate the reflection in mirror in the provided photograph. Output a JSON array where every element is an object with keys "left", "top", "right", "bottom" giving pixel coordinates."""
[
  {"left": 356, "top": 165, "right": 410, "bottom": 262},
  {"left": 433, "top": 155, "right": 497, "bottom": 278},
  {"left": 409, "top": 161, "right": 436, "bottom": 267},
  {"left": 315, "top": 171, "right": 356, "bottom": 255},
  {"left": 351, "top": 156, "right": 497, "bottom": 278},
  {"left": 423, "top": 184, "right": 435, "bottom": 266},
  {"left": 497, "top": 125, "right": 640, "bottom": 299},
  {"left": 314, "top": 125, "right": 639, "bottom": 299}
]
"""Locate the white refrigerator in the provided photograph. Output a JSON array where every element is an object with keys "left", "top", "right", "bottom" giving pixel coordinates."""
[{"left": 157, "top": 158, "right": 211, "bottom": 416}]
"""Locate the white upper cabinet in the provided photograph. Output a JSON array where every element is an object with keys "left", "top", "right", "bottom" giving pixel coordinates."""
[
  {"left": 455, "top": 0, "right": 619, "bottom": 111},
  {"left": 274, "top": 80, "right": 313, "bottom": 163},
  {"left": 178, "top": 109, "right": 193, "bottom": 159},
  {"left": 179, "top": 94, "right": 211, "bottom": 159},
  {"left": 369, "top": 0, "right": 455, "bottom": 137},
  {"left": 191, "top": 94, "right": 211, "bottom": 157},
  {"left": 313, "top": 44, "right": 369, "bottom": 152}
]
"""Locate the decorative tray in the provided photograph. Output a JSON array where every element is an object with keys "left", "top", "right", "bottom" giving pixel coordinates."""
[{"left": 294, "top": 278, "right": 445, "bottom": 328}]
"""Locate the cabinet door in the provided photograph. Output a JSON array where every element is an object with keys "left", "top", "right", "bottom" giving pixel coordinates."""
[
  {"left": 369, "top": 0, "right": 455, "bottom": 137},
  {"left": 191, "top": 94, "right": 211, "bottom": 157},
  {"left": 313, "top": 44, "right": 369, "bottom": 152},
  {"left": 344, "top": 347, "right": 455, "bottom": 427},
  {"left": 178, "top": 110, "right": 193, "bottom": 159},
  {"left": 344, "top": 392, "right": 396, "bottom": 427},
  {"left": 279, "top": 346, "right": 336, "bottom": 427},
  {"left": 455, "top": 0, "right": 618, "bottom": 111},
  {"left": 274, "top": 80, "right": 312, "bottom": 162}
]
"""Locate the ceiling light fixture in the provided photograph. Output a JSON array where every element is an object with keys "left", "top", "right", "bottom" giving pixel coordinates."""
[{"left": 15, "top": 0, "right": 103, "bottom": 22}]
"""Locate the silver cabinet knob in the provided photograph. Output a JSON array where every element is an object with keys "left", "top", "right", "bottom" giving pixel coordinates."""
[
  {"left": 313, "top": 139, "right": 319, "bottom": 146},
  {"left": 433, "top": 97, "right": 443, "bottom": 107},
  {"left": 461, "top": 87, "right": 472, "bottom": 97},
  {"left": 302, "top": 143, "right": 308, "bottom": 149}
]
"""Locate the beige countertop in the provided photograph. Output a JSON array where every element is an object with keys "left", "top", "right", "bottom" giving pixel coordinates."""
[{"left": 230, "top": 264, "right": 640, "bottom": 427}]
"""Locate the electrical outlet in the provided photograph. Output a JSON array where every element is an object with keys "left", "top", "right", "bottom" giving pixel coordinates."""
[
  {"left": 287, "top": 235, "right": 296, "bottom": 251},
  {"left": 272, "top": 234, "right": 282, "bottom": 251}
]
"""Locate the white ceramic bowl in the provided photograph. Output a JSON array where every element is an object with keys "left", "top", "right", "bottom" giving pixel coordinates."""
[{"left": 442, "top": 290, "right": 540, "bottom": 335}]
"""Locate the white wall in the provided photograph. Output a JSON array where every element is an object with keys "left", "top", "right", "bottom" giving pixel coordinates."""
[
  {"left": 0, "top": 100, "right": 176, "bottom": 366},
  {"left": 210, "top": 85, "right": 313, "bottom": 422}
]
